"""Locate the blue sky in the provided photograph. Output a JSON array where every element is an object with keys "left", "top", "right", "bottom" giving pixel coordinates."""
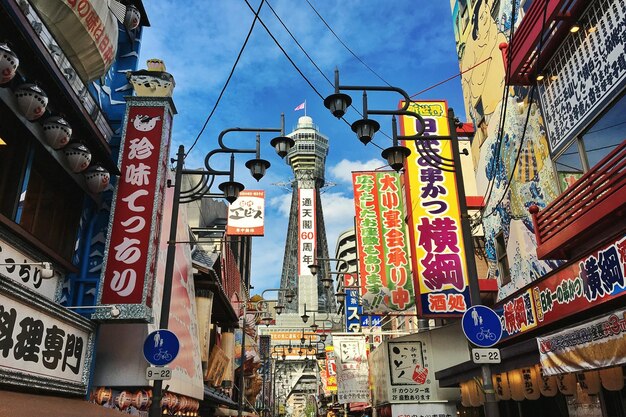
[{"left": 139, "top": 0, "right": 466, "bottom": 295}]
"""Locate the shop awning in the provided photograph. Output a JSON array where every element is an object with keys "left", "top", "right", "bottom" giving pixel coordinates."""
[{"left": 0, "top": 390, "right": 125, "bottom": 417}]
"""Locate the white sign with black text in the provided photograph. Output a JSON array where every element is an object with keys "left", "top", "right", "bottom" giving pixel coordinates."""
[
  {"left": 146, "top": 366, "right": 172, "bottom": 380},
  {"left": 471, "top": 348, "right": 501, "bottom": 364}
]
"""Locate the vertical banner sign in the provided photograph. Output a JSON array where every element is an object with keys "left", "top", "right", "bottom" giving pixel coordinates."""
[
  {"left": 298, "top": 188, "right": 316, "bottom": 276},
  {"left": 400, "top": 100, "right": 471, "bottom": 317},
  {"left": 99, "top": 100, "right": 173, "bottom": 320},
  {"left": 334, "top": 334, "right": 370, "bottom": 404},
  {"left": 352, "top": 171, "right": 414, "bottom": 313},
  {"left": 226, "top": 190, "right": 265, "bottom": 236},
  {"left": 325, "top": 345, "right": 338, "bottom": 393},
  {"left": 345, "top": 273, "right": 362, "bottom": 333}
]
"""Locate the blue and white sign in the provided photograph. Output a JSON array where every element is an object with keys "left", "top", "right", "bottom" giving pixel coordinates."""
[
  {"left": 143, "top": 329, "right": 180, "bottom": 366},
  {"left": 462, "top": 305, "right": 502, "bottom": 347}
]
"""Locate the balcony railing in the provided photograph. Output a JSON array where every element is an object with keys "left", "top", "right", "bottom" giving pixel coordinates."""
[
  {"left": 530, "top": 140, "right": 626, "bottom": 260},
  {"left": 505, "top": 0, "right": 588, "bottom": 85}
]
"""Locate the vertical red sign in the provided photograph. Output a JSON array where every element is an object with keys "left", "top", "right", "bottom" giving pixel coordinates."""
[{"left": 100, "top": 104, "right": 171, "bottom": 314}]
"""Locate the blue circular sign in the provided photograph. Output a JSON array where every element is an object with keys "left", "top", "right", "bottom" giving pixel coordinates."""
[
  {"left": 143, "top": 329, "right": 180, "bottom": 366},
  {"left": 461, "top": 305, "right": 502, "bottom": 347}
]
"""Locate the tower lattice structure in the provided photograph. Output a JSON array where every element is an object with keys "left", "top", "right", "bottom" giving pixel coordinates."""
[{"left": 279, "top": 116, "right": 336, "bottom": 314}]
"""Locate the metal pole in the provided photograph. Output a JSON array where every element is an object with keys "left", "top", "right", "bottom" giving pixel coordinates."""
[
  {"left": 448, "top": 108, "right": 499, "bottom": 417},
  {"left": 238, "top": 301, "right": 247, "bottom": 417},
  {"left": 149, "top": 145, "right": 185, "bottom": 417}
]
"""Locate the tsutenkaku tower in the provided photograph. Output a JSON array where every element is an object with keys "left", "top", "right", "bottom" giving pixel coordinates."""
[{"left": 279, "top": 115, "right": 335, "bottom": 314}]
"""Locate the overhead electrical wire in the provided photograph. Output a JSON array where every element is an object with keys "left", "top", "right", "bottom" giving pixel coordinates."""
[
  {"left": 304, "top": 0, "right": 392, "bottom": 87},
  {"left": 184, "top": 0, "right": 266, "bottom": 160}
]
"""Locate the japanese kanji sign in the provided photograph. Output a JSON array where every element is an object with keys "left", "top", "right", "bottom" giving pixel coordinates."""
[
  {"left": 400, "top": 100, "right": 471, "bottom": 317},
  {"left": 333, "top": 334, "right": 370, "bottom": 404},
  {"left": 0, "top": 240, "right": 58, "bottom": 300},
  {"left": 226, "top": 190, "right": 265, "bottom": 236},
  {"left": 496, "top": 235, "right": 626, "bottom": 342},
  {"left": 538, "top": 307, "right": 626, "bottom": 376},
  {"left": 0, "top": 280, "right": 94, "bottom": 395},
  {"left": 325, "top": 345, "right": 337, "bottom": 393},
  {"left": 298, "top": 188, "right": 316, "bottom": 276},
  {"left": 99, "top": 100, "right": 173, "bottom": 320},
  {"left": 352, "top": 171, "right": 414, "bottom": 314},
  {"left": 344, "top": 273, "right": 361, "bottom": 333}
]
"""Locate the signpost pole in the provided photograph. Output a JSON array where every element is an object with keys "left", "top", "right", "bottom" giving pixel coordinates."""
[
  {"left": 148, "top": 145, "right": 185, "bottom": 417},
  {"left": 449, "top": 109, "right": 500, "bottom": 417}
]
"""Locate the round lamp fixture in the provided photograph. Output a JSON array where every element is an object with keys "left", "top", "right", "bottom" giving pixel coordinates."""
[
  {"left": 351, "top": 118, "right": 380, "bottom": 145},
  {"left": 320, "top": 333, "right": 327, "bottom": 342},
  {"left": 324, "top": 93, "right": 352, "bottom": 119},
  {"left": 335, "top": 290, "right": 346, "bottom": 304},
  {"left": 285, "top": 291, "right": 294, "bottom": 303},
  {"left": 310, "top": 323, "right": 318, "bottom": 332},
  {"left": 261, "top": 316, "right": 273, "bottom": 327},
  {"left": 301, "top": 312, "right": 309, "bottom": 323},
  {"left": 321, "top": 277, "right": 333, "bottom": 289},
  {"left": 307, "top": 263, "right": 320, "bottom": 276},
  {"left": 245, "top": 158, "right": 271, "bottom": 181},
  {"left": 274, "top": 304, "right": 285, "bottom": 315},
  {"left": 270, "top": 136, "right": 295, "bottom": 158},
  {"left": 381, "top": 145, "right": 411, "bottom": 172},
  {"left": 218, "top": 180, "right": 245, "bottom": 203},
  {"left": 42, "top": 116, "right": 72, "bottom": 149}
]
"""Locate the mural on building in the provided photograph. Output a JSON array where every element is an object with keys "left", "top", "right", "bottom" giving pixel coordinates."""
[{"left": 450, "top": 0, "right": 561, "bottom": 300}]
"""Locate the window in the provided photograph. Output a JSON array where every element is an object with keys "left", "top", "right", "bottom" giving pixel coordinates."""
[
  {"left": 495, "top": 232, "right": 511, "bottom": 285},
  {"left": 554, "top": 92, "right": 626, "bottom": 191},
  {"left": 0, "top": 112, "right": 84, "bottom": 259}
]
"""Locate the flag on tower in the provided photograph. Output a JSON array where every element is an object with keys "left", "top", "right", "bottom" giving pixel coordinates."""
[{"left": 294, "top": 101, "right": 306, "bottom": 111}]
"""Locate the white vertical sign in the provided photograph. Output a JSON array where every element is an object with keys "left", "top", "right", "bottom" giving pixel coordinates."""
[
  {"left": 333, "top": 334, "right": 370, "bottom": 404},
  {"left": 298, "top": 188, "right": 316, "bottom": 276}
]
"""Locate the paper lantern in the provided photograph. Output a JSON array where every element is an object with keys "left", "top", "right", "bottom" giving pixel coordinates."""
[
  {"left": 115, "top": 391, "right": 133, "bottom": 410},
  {"left": 0, "top": 43, "right": 19, "bottom": 84},
  {"left": 600, "top": 366, "right": 624, "bottom": 391},
  {"left": 124, "top": 5, "right": 141, "bottom": 30},
  {"left": 508, "top": 369, "right": 526, "bottom": 401},
  {"left": 84, "top": 165, "right": 110, "bottom": 193},
  {"left": 15, "top": 83, "right": 48, "bottom": 121},
  {"left": 556, "top": 373, "right": 577, "bottom": 395},
  {"left": 577, "top": 370, "right": 601, "bottom": 395},
  {"left": 133, "top": 390, "right": 151, "bottom": 411},
  {"left": 493, "top": 373, "right": 511, "bottom": 400},
  {"left": 522, "top": 367, "right": 541, "bottom": 400},
  {"left": 467, "top": 378, "right": 485, "bottom": 407},
  {"left": 535, "top": 364, "right": 558, "bottom": 397},
  {"left": 93, "top": 387, "right": 112, "bottom": 405},
  {"left": 42, "top": 116, "right": 72, "bottom": 149},
  {"left": 460, "top": 381, "right": 472, "bottom": 407},
  {"left": 64, "top": 143, "right": 92, "bottom": 173}
]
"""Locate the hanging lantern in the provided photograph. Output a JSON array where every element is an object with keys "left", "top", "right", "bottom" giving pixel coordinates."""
[
  {"left": 0, "top": 43, "right": 19, "bottom": 84},
  {"left": 42, "top": 116, "right": 72, "bottom": 149},
  {"left": 84, "top": 165, "right": 110, "bottom": 193},
  {"left": 522, "top": 367, "right": 541, "bottom": 400},
  {"left": 508, "top": 369, "right": 526, "bottom": 401},
  {"left": 556, "top": 373, "right": 577, "bottom": 395},
  {"left": 115, "top": 391, "right": 133, "bottom": 410},
  {"left": 467, "top": 378, "right": 484, "bottom": 407},
  {"left": 535, "top": 364, "right": 558, "bottom": 397},
  {"left": 460, "top": 381, "right": 472, "bottom": 407},
  {"left": 493, "top": 373, "right": 511, "bottom": 401},
  {"left": 578, "top": 370, "right": 601, "bottom": 395},
  {"left": 63, "top": 143, "right": 92, "bottom": 173},
  {"left": 600, "top": 367, "right": 624, "bottom": 391},
  {"left": 124, "top": 4, "right": 141, "bottom": 30},
  {"left": 15, "top": 83, "right": 48, "bottom": 121},
  {"left": 133, "top": 390, "right": 151, "bottom": 411},
  {"left": 93, "top": 387, "right": 112, "bottom": 405}
]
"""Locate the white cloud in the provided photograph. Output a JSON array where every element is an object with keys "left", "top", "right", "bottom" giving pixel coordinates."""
[
  {"left": 328, "top": 158, "right": 386, "bottom": 183},
  {"left": 320, "top": 191, "right": 355, "bottom": 255}
]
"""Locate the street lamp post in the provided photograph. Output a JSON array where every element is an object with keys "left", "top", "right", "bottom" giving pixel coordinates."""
[
  {"left": 148, "top": 119, "right": 294, "bottom": 417},
  {"left": 323, "top": 70, "right": 499, "bottom": 417}
]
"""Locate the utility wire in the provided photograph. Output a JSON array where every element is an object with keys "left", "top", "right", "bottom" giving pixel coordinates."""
[
  {"left": 184, "top": 0, "right": 265, "bottom": 160},
  {"left": 265, "top": 0, "right": 333, "bottom": 87},
  {"left": 410, "top": 57, "right": 493, "bottom": 99},
  {"left": 304, "top": 0, "right": 392, "bottom": 87}
]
